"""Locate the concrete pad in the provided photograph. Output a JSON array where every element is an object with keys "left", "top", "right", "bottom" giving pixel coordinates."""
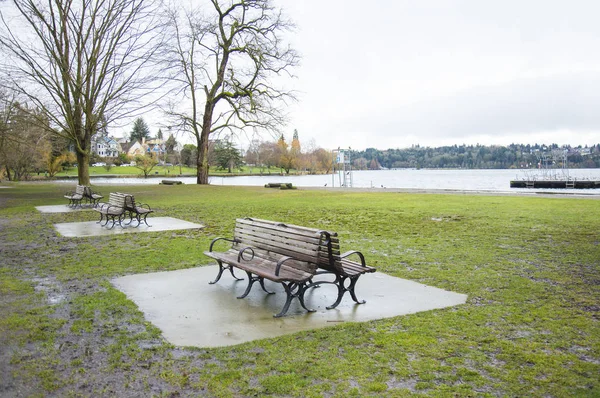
[
  {"left": 36, "top": 204, "right": 93, "bottom": 213},
  {"left": 54, "top": 217, "right": 203, "bottom": 237},
  {"left": 112, "top": 266, "right": 467, "bottom": 348}
]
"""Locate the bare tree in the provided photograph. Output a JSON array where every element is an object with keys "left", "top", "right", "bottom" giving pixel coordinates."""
[
  {"left": 163, "top": 0, "right": 299, "bottom": 184},
  {"left": 0, "top": 0, "right": 165, "bottom": 185}
]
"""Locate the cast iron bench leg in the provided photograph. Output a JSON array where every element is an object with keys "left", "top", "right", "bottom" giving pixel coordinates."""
[
  {"left": 274, "top": 281, "right": 315, "bottom": 318},
  {"left": 259, "top": 278, "right": 275, "bottom": 295},
  {"left": 209, "top": 260, "right": 243, "bottom": 285},
  {"left": 141, "top": 213, "right": 151, "bottom": 227},
  {"left": 326, "top": 275, "right": 366, "bottom": 310},
  {"left": 347, "top": 276, "right": 366, "bottom": 305},
  {"left": 237, "top": 271, "right": 262, "bottom": 299}
]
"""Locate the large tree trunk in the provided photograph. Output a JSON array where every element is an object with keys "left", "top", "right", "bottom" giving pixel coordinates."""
[
  {"left": 196, "top": 106, "right": 213, "bottom": 184},
  {"left": 196, "top": 128, "right": 210, "bottom": 184},
  {"left": 76, "top": 151, "right": 91, "bottom": 185}
]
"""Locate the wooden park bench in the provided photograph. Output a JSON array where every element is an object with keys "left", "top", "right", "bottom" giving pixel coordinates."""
[
  {"left": 94, "top": 193, "right": 127, "bottom": 229},
  {"left": 120, "top": 193, "right": 154, "bottom": 227},
  {"left": 83, "top": 186, "right": 103, "bottom": 208},
  {"left": 204, "top": 218, "right": 336, "bottom": 317},
  {"left": 64, "top": 185, "right": 85, "bottom": 207},
  {"left": 204, "top": 218, "right": 376, "bottom": 317},
  {"left": 64, "top": 185, "right": 104, "bottom": 208},
  {"left": 248, "top": 218, "right": 377, "bottom": 310}
]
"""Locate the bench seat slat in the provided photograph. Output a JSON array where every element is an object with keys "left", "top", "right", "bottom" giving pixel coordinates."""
[{"left": 205, "top": 251, "right": 313, "bottom": 282}]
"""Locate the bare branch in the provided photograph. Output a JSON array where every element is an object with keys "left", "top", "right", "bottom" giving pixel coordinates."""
[
  {"left": 161, "top": 0, "right": 299, "bottom": 184},
  {"left": 0, "top": 0, "right": 167, "bottom": 184}
]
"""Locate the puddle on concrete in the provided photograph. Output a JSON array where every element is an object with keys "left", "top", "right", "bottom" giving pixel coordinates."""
[{"left": 54, "top": 217, "right": 203, "bottom": 237}]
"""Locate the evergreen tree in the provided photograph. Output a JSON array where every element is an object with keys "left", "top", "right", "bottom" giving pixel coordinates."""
[
  {"left": 129, "top": 118, "right": 150, "bottom": 143},
  {"left": 214, "top": 140, "right": 243, "bottom": 173}
]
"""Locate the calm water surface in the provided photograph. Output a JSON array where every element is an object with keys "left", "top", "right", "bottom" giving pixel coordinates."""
[{"left": 80, "top": 168, "right": 600, "bottom": 195}]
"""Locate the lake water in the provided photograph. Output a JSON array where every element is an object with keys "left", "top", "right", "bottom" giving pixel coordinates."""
[{"left": 78, "top": 168, "right": 600, "bottom": 195}]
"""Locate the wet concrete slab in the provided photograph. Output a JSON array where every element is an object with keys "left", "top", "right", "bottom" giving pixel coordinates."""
[
  {"left": 54, "top": 217, "right": 203, "bottom": 237},
  {"left": 36, "top": 204, "right": 93, "bottom": 213},
  {"left": 112, "top": 266, "right": 467, "bottom": 348}
]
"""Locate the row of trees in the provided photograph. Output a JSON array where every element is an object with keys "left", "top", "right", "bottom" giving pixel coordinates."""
[
  {"left": 178, "top": 131, "right": 334, "bottom": 175},
  {"left": 0, "top": 0, "right": 297, "bottom": 185},
  {"left": 349, "top": 144, "right": 600, "bottom": 170}
]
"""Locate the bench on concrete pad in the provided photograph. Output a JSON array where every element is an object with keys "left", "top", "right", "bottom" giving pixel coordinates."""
[
  {"left": 94, "top": 193, "right": 127, "bottom": 229},
  {"left": 84, "top": 186, "right": 104, "bottom": 207},
  {"left": 119, "top": 193, "right": 154, "bottom": 227},
  {"left": 248, "top": 218, "right": 377, "bottom": 310},
  {"left": 204, "top": 218, "right": 336, "bottom": 317},
  {"left": 64, "top": 185, "right": 85, "bottom": 207}
]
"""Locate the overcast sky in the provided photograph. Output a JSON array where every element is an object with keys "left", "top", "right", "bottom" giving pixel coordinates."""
[
  {"left": 4, "top": 0, "right": 599, "bottom": 151},
  {"left": 263, "top": 0, "right": 600, "bottom": 150}
]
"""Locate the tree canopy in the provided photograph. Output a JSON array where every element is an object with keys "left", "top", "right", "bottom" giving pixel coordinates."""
[
  {"left": 163, "top": 0, "right": 299, "bottom": 184},
  {"left": 0, "top": 0, "right": 165, "bottom": 184}
]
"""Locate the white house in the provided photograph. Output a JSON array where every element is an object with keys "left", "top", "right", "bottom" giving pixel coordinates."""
[{"left": 91, "top": 134, "right": 122, "bottom": 158}]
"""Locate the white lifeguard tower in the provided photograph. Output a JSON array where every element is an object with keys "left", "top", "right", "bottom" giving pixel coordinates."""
[{"left": 332, "top": 148, "right": 353, "bottom": 188}]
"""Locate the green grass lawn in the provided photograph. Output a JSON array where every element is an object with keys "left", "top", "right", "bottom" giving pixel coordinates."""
[{"left": 0, "top": 183, "right": 598, "bottom": 396}]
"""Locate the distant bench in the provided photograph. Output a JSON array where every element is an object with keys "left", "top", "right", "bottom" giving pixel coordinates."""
[
  {"left": 95, "top": 193, "right": 127, "bottom": 229},
  {"left": 64, "top": 185, "right": 103, "bottom": 207},
  {"left": 120, "top": 193, "right": 154, "bottom": 227},
  {"left": 204, "top": 218, "right": 376, "bottom": 317},
  {"left": 94, "top": 192, "right": 154, "bottom": 228}
]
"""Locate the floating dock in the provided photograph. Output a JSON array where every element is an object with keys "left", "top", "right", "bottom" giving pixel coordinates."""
[{"left": 510, "top": 180, "right": 600, "bottom": 189}]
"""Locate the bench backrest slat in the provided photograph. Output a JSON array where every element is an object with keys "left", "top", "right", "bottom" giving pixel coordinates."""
[
  {"left": 75, "top": 185, "right": 86, "bottom": 195},
  {"left": 233, "top": 218, "right": 339, "bottom": 273},
  {"left": 235, "top": 218, "right": 348, "bottom": 273},
  {"left": 108, "top": 192, "right": 126, "bottom": 208},
  {"left": 114, "top": 192, "right": 136, "bottom": 209}
]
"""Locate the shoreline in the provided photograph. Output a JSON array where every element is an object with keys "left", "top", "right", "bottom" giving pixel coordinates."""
[{"left": 5, "top": 180, "right": 600, "bottom": 199}]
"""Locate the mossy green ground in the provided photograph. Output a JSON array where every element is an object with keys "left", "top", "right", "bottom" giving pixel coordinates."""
[{"left": 0, "top": 183, "right": 598, "bottom": 397}]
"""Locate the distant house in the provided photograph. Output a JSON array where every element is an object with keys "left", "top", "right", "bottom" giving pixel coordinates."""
[
  {"left": 119, "top": 137, "right": 166, "bottom": 158},
  {"left": 127, "top": 141, "right": 145, "bottom": 157},
  {"left": 91, "top": 134, "right": 122, "bottom": 158}
]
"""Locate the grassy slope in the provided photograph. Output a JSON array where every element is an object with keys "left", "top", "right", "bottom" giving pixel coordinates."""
[{"left": 0, "top": 183, "right": 598, "bottom": 397}]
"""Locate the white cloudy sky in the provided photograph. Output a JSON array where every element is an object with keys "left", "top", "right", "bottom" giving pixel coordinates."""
[
  {"left": 265, "top": 0, "right": 600, "bottom": 150},
  {"left": 4, "top": 0, "right": 600, "bottom": 151}
]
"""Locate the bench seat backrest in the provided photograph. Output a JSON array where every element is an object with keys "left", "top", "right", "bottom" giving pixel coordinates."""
[
  {"left": 237, "top": 218, "right": 349, "bottom": 274},
  {"left": 108, "top": 192, "right": 126, "bottom": 208},
  {"left": 75, "top": 185, "right": 86, "bottom": 195},
  {"left": 233, "top": 218, "right": 339, "bottom": 274}
]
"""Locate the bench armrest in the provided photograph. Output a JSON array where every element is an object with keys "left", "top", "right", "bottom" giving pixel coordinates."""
[
  {"left": 136, "top": 202, "right": 152, "bottom": 211},
  {"left": 237, "top": 246, "right": 255, "bottom": 262},
  {"left": 105, "top": 203, "right": 124, "bottom": 212},
  {"left": 208, "top": 237, "right": 239, "bottom": 252},
  {"left": 340, "top": 250, "right": 366, "bottom": 266},
  {"left": 275, "top": 256, "right": 295, "bottom": 276}
]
